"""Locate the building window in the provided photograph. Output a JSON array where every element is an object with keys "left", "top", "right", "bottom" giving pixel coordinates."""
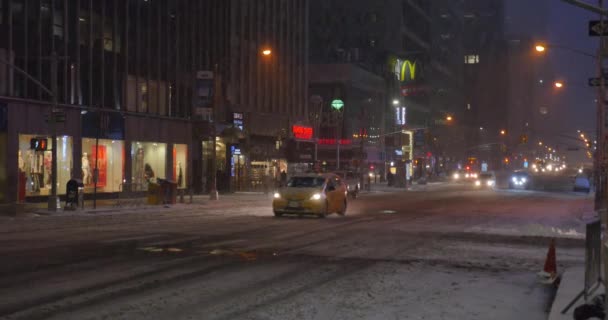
[
  {"left": 18, "top": 135, "right": 73, "bottom": 197},
  {"left": 82, "top": 138, "right": 125, "bottom": 193},
  {"left": 464, "top": 55, "right": 480, "bottom": 64},
  {"left": 132, "top": 141, "right": 167, "bottom": 190},
  {"left": 369, "top": 39, "right": 376, "bottom": 47},
  {"left": 370, "top": 12, "right": 378, "bottom": 23},
  {"left": 53, "top": 11, "right": 64, "bottom": 39}
]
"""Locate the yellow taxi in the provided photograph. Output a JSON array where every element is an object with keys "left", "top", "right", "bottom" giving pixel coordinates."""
[{"left": 273, "top": 173, "right": 348, "bottom": 218}]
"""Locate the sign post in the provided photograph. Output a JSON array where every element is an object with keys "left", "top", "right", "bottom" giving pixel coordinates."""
[{"left": 331, "top": 100, "right": 344, "bottom": 170}]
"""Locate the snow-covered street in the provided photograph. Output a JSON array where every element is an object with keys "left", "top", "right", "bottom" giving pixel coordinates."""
[{"left": 0, "top": 184, "right": 590, "bottom": 320}]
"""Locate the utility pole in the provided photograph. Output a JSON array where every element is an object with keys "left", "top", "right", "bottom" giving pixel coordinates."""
[
  {"left": 336, "top": 111, "right": 342, "bottom": 170},
  {"left": 48, "top": 52, "right": 59, "bottom": 211},
  {"left": 596, "top": 0, "right": 607, "bottom": 214},
  {"left": 209, "top": 64, "right": 220, "bottom": 200}
]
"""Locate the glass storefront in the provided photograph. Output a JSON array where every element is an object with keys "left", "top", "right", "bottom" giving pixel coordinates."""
[
  {"left": 173, "top": 144, "right": 187, "bottom": 189},
  {"left": 18, "top": 134, "right": 73, "bottom": 196},
  {"left": 82, "top": 138, "right": 124, "bottom": 193},
  {"left": 131, "top": 141, "right": 167, "bottom": 189},
  {"left": 202, "top": 137, "right": 227, "bottom": 192}
]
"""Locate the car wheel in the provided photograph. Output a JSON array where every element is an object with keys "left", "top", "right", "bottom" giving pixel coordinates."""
[
  {"left": 338, "top": 200, "right": 347, "bottom": 216},
  {"left": 319, "top": 201, "right": 329, "bottom": 218}
]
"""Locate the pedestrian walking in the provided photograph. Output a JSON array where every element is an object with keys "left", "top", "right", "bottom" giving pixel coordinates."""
[{"left": 280, "top": 170, "right": 287, "bottom": 187}]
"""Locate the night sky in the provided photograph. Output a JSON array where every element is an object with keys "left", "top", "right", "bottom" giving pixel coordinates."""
[{"left": 507, "top": 0, "right": 597, "bottom": 163}]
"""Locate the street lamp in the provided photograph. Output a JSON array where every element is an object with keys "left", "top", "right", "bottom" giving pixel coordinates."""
[
  {"left": 533, "top": 42, "right": 596, "bottom": 59},
  {"left": 446, "top": 115, "right": 453, "bottom": 122},
  {"left": 554, "top": 81, "right": 564, "bottom": 88},
  {"left": 500, "top": 129, "right": 506, "bottom": 136},
  {"left": 392, "top": 99, "right": 399, "bottom": 106},
  {"left": 261, "top": 48, "right": 272, "bottom": 56}
]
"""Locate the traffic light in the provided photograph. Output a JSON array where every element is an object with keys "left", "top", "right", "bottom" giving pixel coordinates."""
[{"left": 30, "top": 138, "right": 48, "bottom": 151}]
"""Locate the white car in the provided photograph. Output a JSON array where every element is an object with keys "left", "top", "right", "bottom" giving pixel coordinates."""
[{"left": 573, "top": 174, "right": 591, "bottom": 193}]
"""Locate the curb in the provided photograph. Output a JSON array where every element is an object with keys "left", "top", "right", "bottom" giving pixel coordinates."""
[{"left": 548, "top": 266, "right": 590, "bottom": 320}]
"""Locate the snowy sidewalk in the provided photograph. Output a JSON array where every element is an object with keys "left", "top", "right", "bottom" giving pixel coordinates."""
[
  {"left": 548, "top": 266, "right": 603, "bottom": 320},
  {"left": 15, "top": 192, "right": 273, "bottom": 217}
]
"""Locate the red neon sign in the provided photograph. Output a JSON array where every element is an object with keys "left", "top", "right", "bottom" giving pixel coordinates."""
[
  {"left": 318, "top": 139, "right": 352, "bottom": 145},
  {"left": 292, "top": 125, "right": 313, "bottom": 140}
]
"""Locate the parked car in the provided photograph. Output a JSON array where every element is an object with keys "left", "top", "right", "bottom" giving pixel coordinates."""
[
  {"left": 272, "top": 173, "right": 348, "bottom": 218},
  {"left": 573, "top": 174, "right": 591, "bottom": 193}
]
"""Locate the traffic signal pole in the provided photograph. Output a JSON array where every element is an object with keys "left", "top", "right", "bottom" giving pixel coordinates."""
[{"left": 48, "top": 52, "right": 59, "bottom": 211}]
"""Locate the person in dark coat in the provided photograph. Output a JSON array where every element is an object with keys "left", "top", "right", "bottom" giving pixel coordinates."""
[{"left": 280, "top": 170, "right": 287, "bottom": 187}]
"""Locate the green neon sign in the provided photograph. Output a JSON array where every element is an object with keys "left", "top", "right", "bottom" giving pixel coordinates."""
[{"left": 331, "top": 99, "right": 344, "bottom": 110}]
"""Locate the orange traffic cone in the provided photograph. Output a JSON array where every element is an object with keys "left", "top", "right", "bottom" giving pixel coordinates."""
[{"left": 538, "top": 239, "right": 557, "bottom": 284}]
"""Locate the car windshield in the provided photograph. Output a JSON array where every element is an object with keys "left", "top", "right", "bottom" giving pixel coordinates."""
[{"left": 287, "top": 177, "right": 325, "bottom": 188}]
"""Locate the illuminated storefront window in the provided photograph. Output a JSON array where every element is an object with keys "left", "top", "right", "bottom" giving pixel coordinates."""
[
  {"left": 173, "top": 144, "right": 188, "bottom": 189},
  {"left": 131, "top": 141, "right": 167, "bottom": 190},
  {"left": 82, "top": 138, "right": 124, "bottom": 193},
  {"left": 18, "top": 134, "right": 73, "bottom": 196}
]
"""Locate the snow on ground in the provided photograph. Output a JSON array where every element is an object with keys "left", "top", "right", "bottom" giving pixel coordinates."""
[
  {"left": 466, "top": 224, "right": 584, "bottom": 239},
  {"left": 240, "top": 263, "right": 549, "bottom": 320},
  {"left": 41, "top": 259, "right": 549, "bottom": 320}
]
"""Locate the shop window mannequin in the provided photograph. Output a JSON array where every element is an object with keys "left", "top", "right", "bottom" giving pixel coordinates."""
[
  {"left": 18, "top": 150, "right": 24, "bottom": 172},
  {"left": 82, "top": 152, "right": 91, "bottom": 185},
  {"left": 177, "top": 162, "right": 183, "bottom": 188},
  {"left": 134, "top": 148, "right": 145, "bottom": 188}
]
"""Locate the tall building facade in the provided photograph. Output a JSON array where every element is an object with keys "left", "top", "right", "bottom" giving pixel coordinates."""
[
  {"left": 308, "top": 0, "right": 464, "bottom": 181},
  {"left": 462, "top": 0, "right": 508, "bottom": 169},
  {"left": 0, "top": 0, "right": 308, "bottom": 206},
  {"left": 224, "top": 0, "right": 309, "bottom": 190}
]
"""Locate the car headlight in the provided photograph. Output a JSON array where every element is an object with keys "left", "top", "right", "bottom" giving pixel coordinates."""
[
  {"left": 522, "top": 178, "right": 527, "bottom": 183},
  {"left": 310, "top": 193, "right": 322, "bottom": 200},
  {"left": 273, "top": 192, "right": 281, "bottom": 199},
  {"left": 475, "top": 180, "right": 481, "bottom": 186},
  {"left": 465, "top": 173, "right": 470, "bottom": 178},
  {"left": 453, "top": 173, "right": 460, "bottom": 179},
  {"left": 512, "top": 177, "right": 517, "bottom": 182},
  {"left": 487, "top": 180, "right": 495, "bottom": 186},
  {"left": 472, "top": 173, "right": 478, "bottom": 178}
]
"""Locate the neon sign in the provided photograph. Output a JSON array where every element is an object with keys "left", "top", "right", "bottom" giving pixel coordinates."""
[
  {"left": 292, "top": 125, "right": 313, "bottom": 140},
  {"left": 318, "top": 139, "right": 352, "bottom": 145},
  {"left": 393, "top": 59, "right": 417, "bottom": 82},
  {"left": 331, "top": 99, "right": 344, "bottom": 110},
  {"left": 395, "top": 107, "right": 406, "bottom": 125}
]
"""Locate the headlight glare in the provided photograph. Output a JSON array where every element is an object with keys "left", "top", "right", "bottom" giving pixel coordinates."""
[
  {"left": 273, "top": 192, "right": 281, "bottom": 199},
  {"left": 311, "top": 193, "right": 322, "bottom": 200}
]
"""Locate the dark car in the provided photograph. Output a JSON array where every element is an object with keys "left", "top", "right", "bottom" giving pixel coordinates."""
[
  {"left": 509, "top": 171, "right": 532, "bottom": 189},
  {"left": 474, "top": 172, "right": 496, "bottom": 188}
]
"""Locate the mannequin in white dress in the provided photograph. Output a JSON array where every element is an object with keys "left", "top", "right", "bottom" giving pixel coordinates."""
[
  {"left": 18, "top": 150, "right": 24, "bottom": 172},
  {"left": 82, "top": 153, "right": 91, "bottom": 185}
]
